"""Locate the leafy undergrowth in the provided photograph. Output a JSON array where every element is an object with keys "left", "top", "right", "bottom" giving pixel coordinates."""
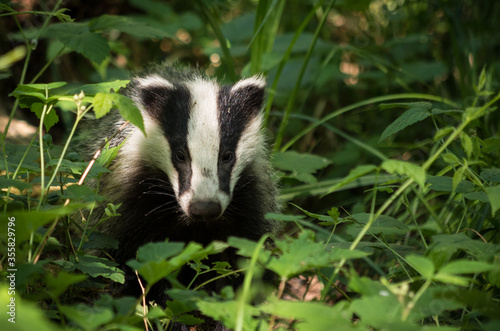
[{"left": 2, "top": 1, "right": 500, "bottom": 331}]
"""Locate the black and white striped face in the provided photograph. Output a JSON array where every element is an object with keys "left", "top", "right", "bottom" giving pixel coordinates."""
[{"left": 129, "top": 73, "right": 266, "bottom": 222}]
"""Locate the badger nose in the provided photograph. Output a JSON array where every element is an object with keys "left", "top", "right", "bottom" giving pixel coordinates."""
[{"left": 189, "top": 201, "right": 222, "bottom": 221}]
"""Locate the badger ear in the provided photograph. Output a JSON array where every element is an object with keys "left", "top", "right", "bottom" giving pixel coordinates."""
[
  {"left": 230, "top": 75, "right": 266, "bottom": 115},
  {"left": 129, "top": 75, "right": 175, "bottom": 119}
]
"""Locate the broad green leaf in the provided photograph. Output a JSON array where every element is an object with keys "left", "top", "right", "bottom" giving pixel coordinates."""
[
  {"left": 112, "top": 93, "right": 145, "bottom": 134},
  {"left": 0, "top": 286, "right": 61, "bottom": 331},
  {"left": 45, "top": 271, "right": 87, "bottom": 298},
  {"left": 480, "top": 168, "right": 500, "bottom": 183},
  {"left": 228, "top": 236, "right": 271, "bottom": 262},
  {"left": 197, "top": 300, "right": 259, "bottom": 331},
  {"left": 65, "top": 184, "right": 105, "bottom": 203},
  {"left": 59, "top": 304, "right": 114, "bottom": 331},
  {"left": 460, "top": 132, "right": 473, "bottom": 158},
  {"left": 433, "top": 126, "right": 454, "bottom": 142},
  {"left": 92, "top": 92, "right": 114, "bottom": 118},
  {"left": 348, "top": 213, "right": 409, "bottom": 236},
  {"left": 324, "top": 164, "right": 377, "bottom": 195},
  {"left": 406, "top": 255, "right": 435, "bottom": 279},
  {"left": 452, "top": 166, "right": 466, "bottom": 192},
  {"left": 90, "top": 15, "right": 172, "bottom": 39},
  {"left": 127, "top": 259, "right": 173, "bottom": 285},
  {"left": 4, "top": 206, "right": 82, "bottom": 244},
  {"left": 427, "top": 176, "right": 474, "bottom": 193},
  {"left": 439, "top": 260, "right": 496, "bottom": 275},
  {"left": 68, "top": 80, "right": 130, "bottom": 95},
  {"left": 92, "top": 93, "right": 144, "bottom": 134},
  {"left": 349, "top": 294, "right": 401, "bottom": 328},
  {"left": 261, "top": 299, "right": 354, "bottom": 331},
  {"left": 264, "top": 212, "right": 306, "bottom": 222},
  {"left": 272, "top": 151, "right": 331, "bottom": 184},
  {"left": 136, "top": 241, "right": 185, "bottom": 263},
  {"left": 485, "top": 185, "right": 500, "bottom": 216},
  {"left": 381, "top": 159, "right": 426, "bottom": 187},
  {"left": 45, "top": 23, "right": 110, "bottom": 64},
  {"left": 31, "top": 102, "right": 59, "bottom": 132},
  {"left": 0, "top": 177, "right": 32, "bottom": 192},
  {"left": 17, "top": 82, "right": 67, "bottom": 90},
  {"left": 379, "top": 103, "right": 432, "bottom": 141},
  {"left": 72, "top": 254, "right": 124, "bottom": 283}
]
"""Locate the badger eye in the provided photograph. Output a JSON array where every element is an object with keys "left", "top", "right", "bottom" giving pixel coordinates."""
[
  {"left": 222, "top": 151, "right": 234, "bottom": 163},
  {"left": 175, "top": 150, "right": 187, "bottom": 162}
]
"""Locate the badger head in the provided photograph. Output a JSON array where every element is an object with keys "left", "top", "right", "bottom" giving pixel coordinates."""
[{"left": 125, "top": 72, "right": 266, "bottom": 223}]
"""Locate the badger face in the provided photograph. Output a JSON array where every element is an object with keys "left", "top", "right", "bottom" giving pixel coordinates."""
[{"left": 128, "top": 73, "right": 266, "bottom": 222}]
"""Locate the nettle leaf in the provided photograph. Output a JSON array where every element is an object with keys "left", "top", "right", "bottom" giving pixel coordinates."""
[
  {"left": 262, "top": 299, "right": 353, "bottom": 331},
  {"left": 324, "top": 164, "right": 377, "bottom": 195},
  {"left": 31, "top": 102, "right": 59, "bottom": 132},
  {"left": 72, "top": 254, "right": 125, "bottom": 283},
  {"left": 68, "top": 80, "right": 130, "bottom": 95},
  {"left": 273, "top": 151, "right": 331, "bottom": 184},
  {"left": 136, "top": 241, "right": 185, "bottom": 263},
  {"left": 481, "top": 168, "right": 500, "bottom": 183},
  {"left": 45, "top": 23, "right": 110, "bottom": 64},
  {"left": 485, "top": 185, "right": 500, "bottom": 216},
  {"left": 90, "top": 15, "right": 173, "bottom": 39},
  {"left": 93, "top": 92, "right": 145, "bottom": 134},
  {"left": 197, "top": 300, "right": 259, "bottom": 331},
  {"left": 45, "top": 271, "right": 87, "bottom": 298},
  {"left": 381, "top": 159, "right": 426, "bottom": 187},
  {"left": 64, "top": 184, "right": 105, "bottom": 203},
  {"left": 59, "top": 304, "right": 114, "bottom": 331},
  {"left": 378, "top": 102, "right": 432, "bottom": 142},
  {"left": 347, "top": 213, "right": 409, "bottom": 236},
  {"left": 406, "top": 254, "right": 435, "bottom": 279},
  {"left": 0, "top": 177, "right": 32, "bottom": 192},
  {"left": 439, "top": 260, "right": 497, "bottom": 275}
]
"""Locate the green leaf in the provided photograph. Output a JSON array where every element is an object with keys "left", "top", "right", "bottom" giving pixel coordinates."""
[
  {"left": 460, "top": 132, "right": 473, "bottom": 159},
  {"left": 0, "top": 177, "right": 32, "bottom": 192},
  {"left": 480, "top": 168, "right": 500, "bottom": 183},
  {"left": 432, "top": 273, "right": 470, "bottom": 286},
  {"left": 485, "top": 185, "right": 500, "bottom": 216},
  {"left": 272, "top": 151, "right": 331, "bottom": 184},
  {"left": 324, "top": 164, "right": 377, "bottom": 195},
  {"left": 68, "top": 80, "right": 130, "bottom": 95},
  {"left": 379, "top": 103, "right": 432, "bottom": 141},
  {"left": 136, "top": 241, "right": 185, "bottom": 262},
  {"left": 92, "top": 92, "right": 114, "bottom": 118},
  {"left": 59, "top": 304, "right": 114, "bottom": 331},
  {"left": 262, "top": 299, "right": 354, "bottom": 331},
  {"left": 90, "top": 15, "right": 173, "bottom": 39},
  {"left": 439, "top": 260, "right": 496, "bottom": 275},
  {"left": 65, "top": 184, "right": 105, "bottom": 203},
  {"left": 348, "top": 213, "right": 409, "bottom": 236},
  {"left": 406, "top": 255, "right": 435, "bottom": 279},
  {"left": 92, "top": 93, "right": 144, "bottom": 134},
  {"left": 452, "top": 166, "right": 466, "bottom": 192},
  {"left": 381, "top": 159, "right": 426, "bottom": 187},
  {"left": 45, "top": 23, "right": 110, "bottom": 64},
  {"left": 72, "top": 254, "right": 124, "bottom": 283},
  {"left": 197, "top": 300, "right": 260, "bottom": 331},
  {"left": 31, "top": 102, "right": 59, "bottom": 132},
  {"left": 45, "top": 271, "right": 87, "bottom": 298}
]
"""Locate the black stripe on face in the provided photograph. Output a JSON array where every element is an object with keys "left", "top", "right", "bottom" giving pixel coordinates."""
[
  {"left": 135, "top": 82, "right": 193, "bottom": 196},
  {"left": 217, "top": 83, "right": 265, "bottom": 194}
]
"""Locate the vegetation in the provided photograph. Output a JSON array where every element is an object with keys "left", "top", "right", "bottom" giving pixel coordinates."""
[{"left": 1, "top": 0, "right": 500, "bottom": 330}]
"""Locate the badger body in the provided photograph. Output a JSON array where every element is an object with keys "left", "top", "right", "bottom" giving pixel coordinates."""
[{"left": 81, "top": 67, "right": 279, "bottom": 305}]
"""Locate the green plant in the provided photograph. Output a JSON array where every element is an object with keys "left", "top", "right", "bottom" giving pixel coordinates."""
[{"left": 1, "top": 0, "right": 500, "bottom": 330}]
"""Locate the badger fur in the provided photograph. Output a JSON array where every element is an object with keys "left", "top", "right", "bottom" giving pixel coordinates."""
[{"left": 79, "top": 67, "right": 280, "bottom": 310}]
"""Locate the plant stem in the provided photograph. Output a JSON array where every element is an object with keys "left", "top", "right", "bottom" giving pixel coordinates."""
[{"left": 274, "top": 0, "right": 335, "bottom": 151}]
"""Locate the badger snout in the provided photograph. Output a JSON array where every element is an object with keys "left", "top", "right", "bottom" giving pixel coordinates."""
[{"left": 188, "top": 200, "right": 222, "bottom": 221}]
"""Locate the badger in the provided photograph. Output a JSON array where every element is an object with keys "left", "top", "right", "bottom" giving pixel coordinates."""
[{"left": 78, "top": 66, "right": 280, "bottom": 315}]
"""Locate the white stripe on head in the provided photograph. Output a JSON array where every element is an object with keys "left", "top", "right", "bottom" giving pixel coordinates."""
[
  {"left": 231, "top": 113, "right": 264, "bottom": 191},
  {"left": 134, "top": 75, "right": 174, "bottom": 89},
  {"left": 231, "top": 75, "right": 266, "bottom": 92},
  {"left": 178, "top": 78, "right": 229, "bottom": 215}
]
